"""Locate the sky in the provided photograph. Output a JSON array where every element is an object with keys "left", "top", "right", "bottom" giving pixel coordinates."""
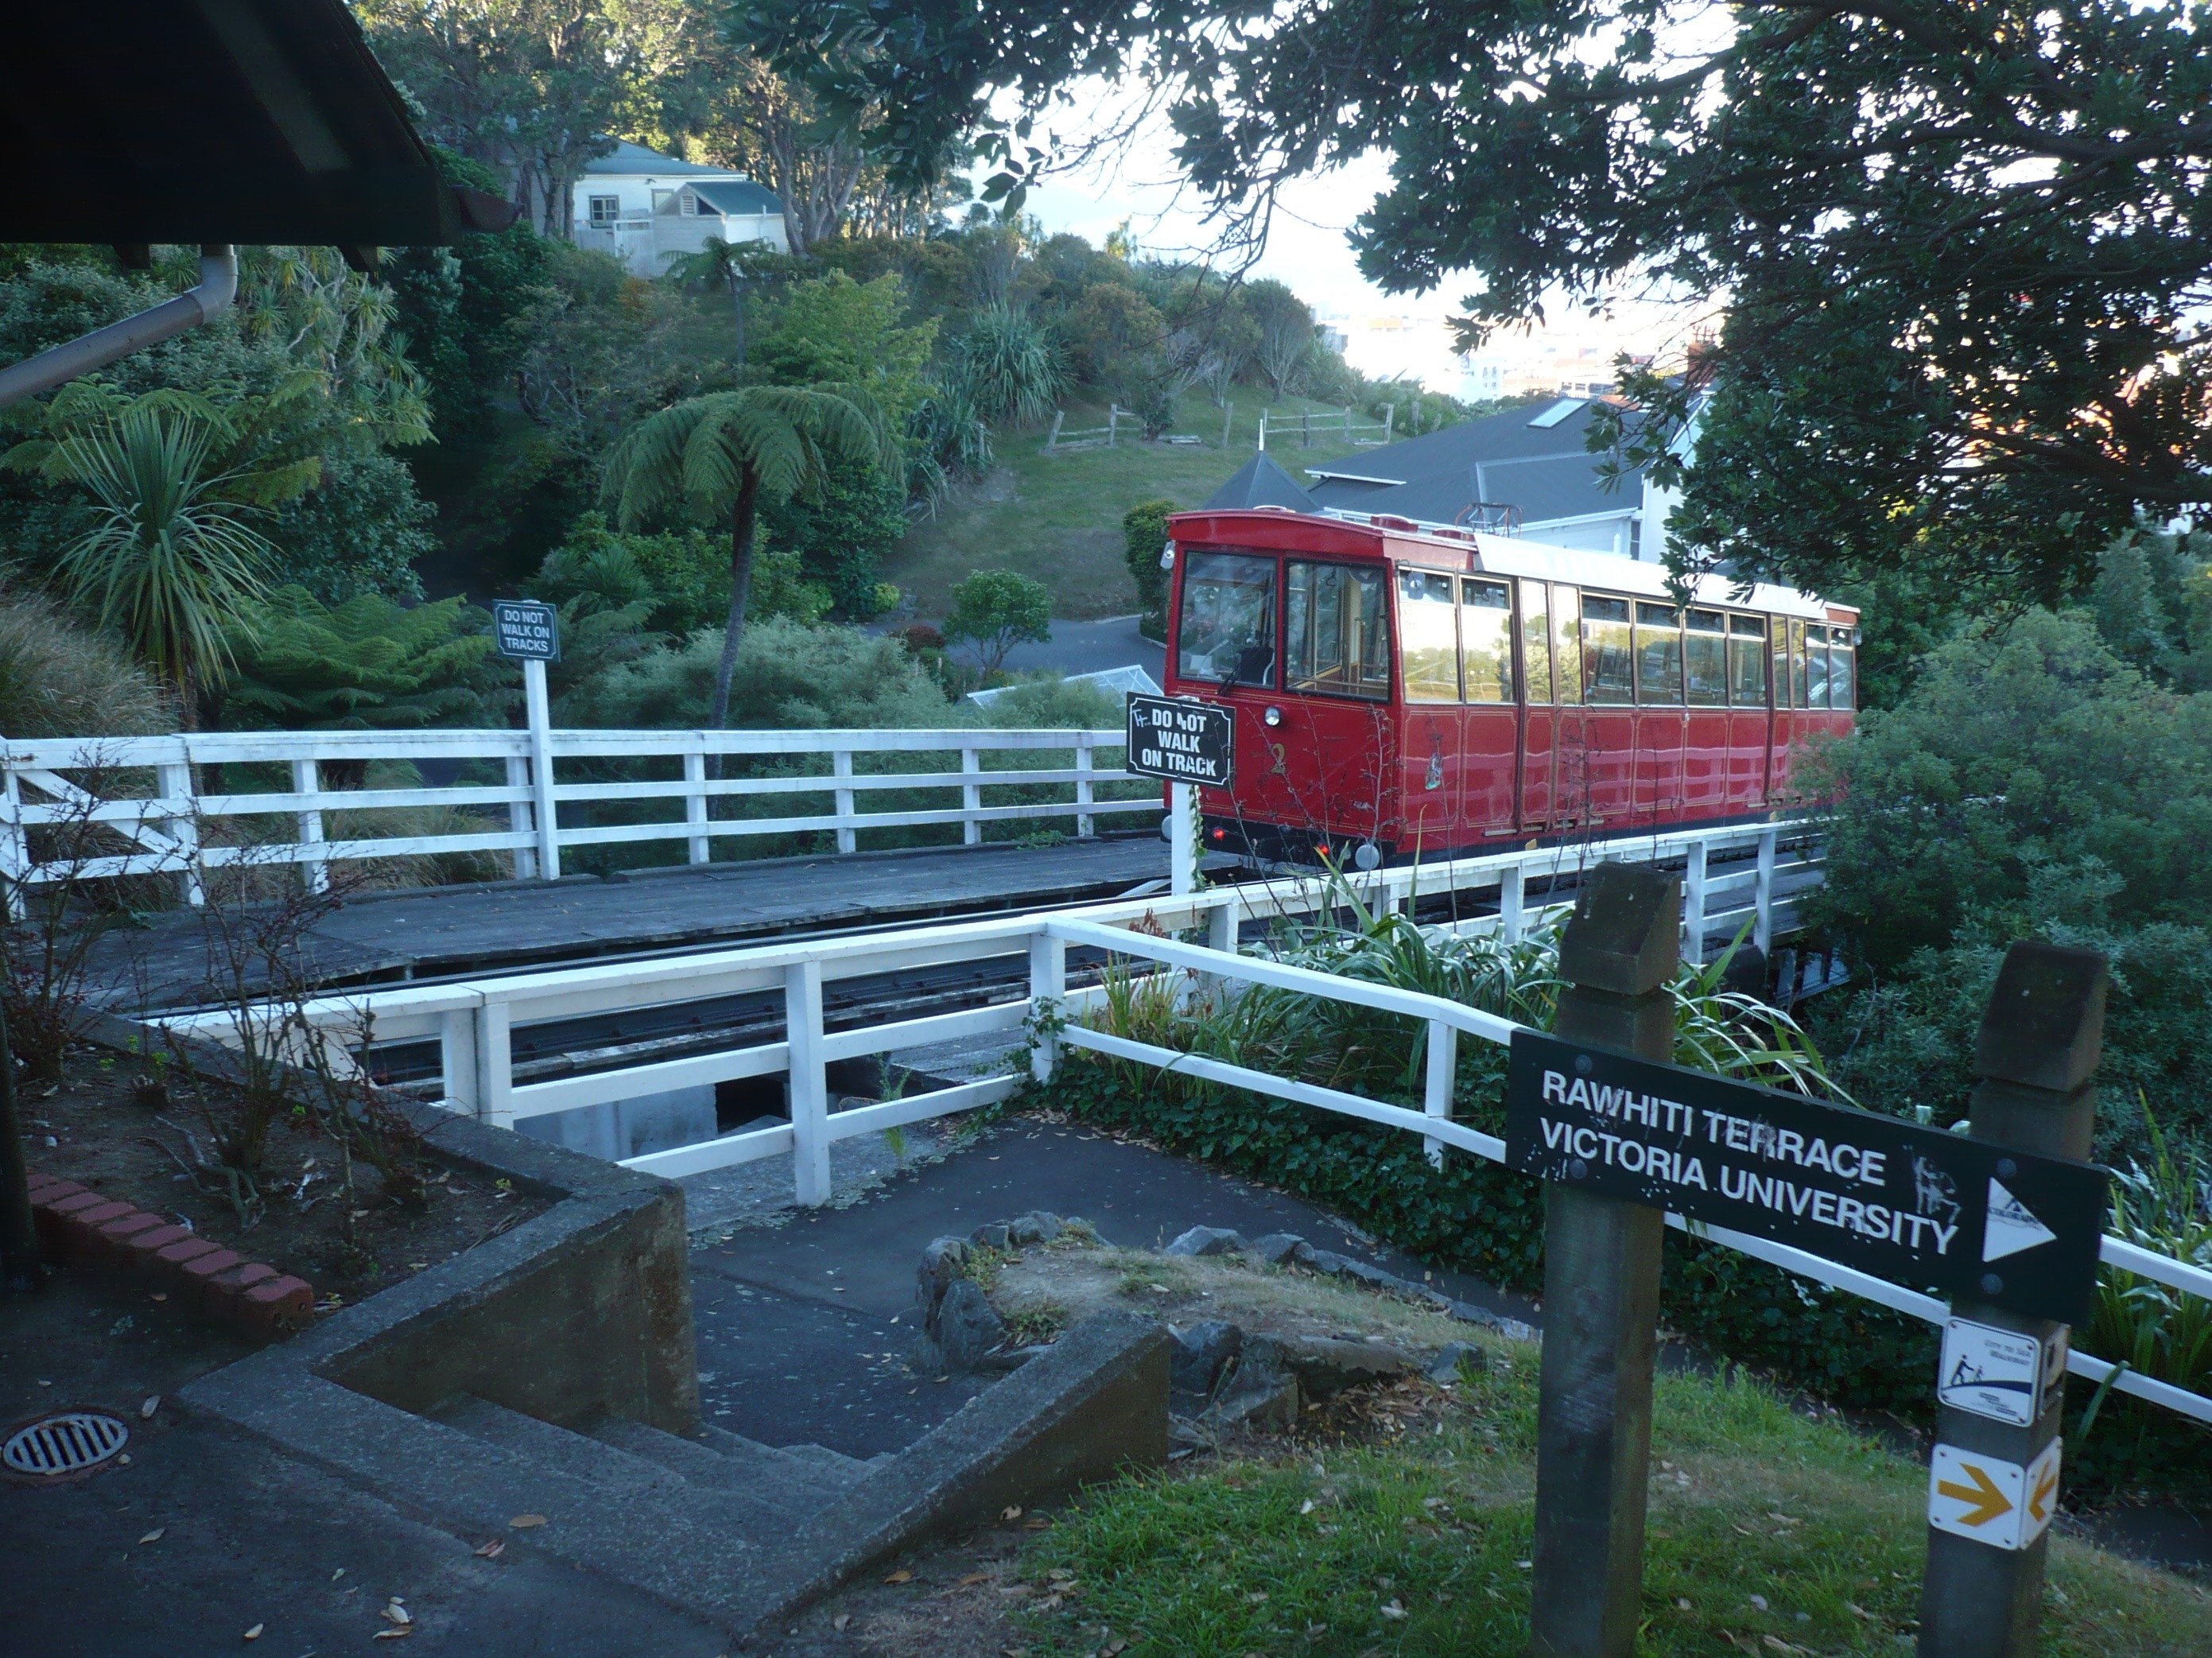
[{"left": 1003, "top": 83, "right": 1714, "bottom": 396}]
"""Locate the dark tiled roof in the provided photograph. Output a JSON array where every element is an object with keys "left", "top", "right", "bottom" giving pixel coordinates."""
[
  {"left": 1203, "top": 452, "right": 1320, "bottom": 512},
  {"left": 1302, "top": 398, "right": 1646, "bottom": 526}
]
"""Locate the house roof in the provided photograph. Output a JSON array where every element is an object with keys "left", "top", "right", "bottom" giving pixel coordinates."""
[
  {"left": 689, "top": 179, "right": 783, "bottom": 216},
  {"left": 0, "top": 0, "right": 512, "bottom": 248},
  {"left": 1203, "top": 452, "right": 1320, "bottom": 513},
  {"left": 1302, "top": 397, "right": 1645, "bottom": 527},
  {"left": 582, "top": 140, "right": 738, "bottom": 179}
]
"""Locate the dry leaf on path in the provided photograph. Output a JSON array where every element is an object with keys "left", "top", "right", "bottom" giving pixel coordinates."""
[
  {"left": 372, "top": 1630, "right": 412, "bottom": 1641},
  {"left": 140, "top": 1396, "right": 161, "bottom": 1419},
  {"left": 509, "top": 1515, "right": 548, "bottom": 1529},
  {"left": 474, "top": 1540, "right": 506, "bottom": 1559},
  {"left": 832, "top": 1613, "right": 851, "bottom": 1631},
  {"left": 957, "top": 1572, "right": 991, "bottom": 1587},
  {"left": 999, "top": 1505, "right": 1023, "bottom": 1521},
  {"left": 138, "top": 1528, "right": 165, "bottom": 1545},
  {"left": 883, "top": 1570, "right": 914, "bottom": 1585},
  {"left": 243, "top": 1625, "right": 264, "bottom": 1642}
]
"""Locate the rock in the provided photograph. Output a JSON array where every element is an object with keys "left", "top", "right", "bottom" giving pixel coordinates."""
[
  {"left": 1169, "top": 1321, "right": 1243, "bottom": 1400},
  {"left": 1275, "top": 1334, "right": 1413, "bottom": 1399},
  {"left": 1208, "top": 1336, "right": 1299, "bottom": 1431},
  {"left": 1305, "top": 1248, "right": 1404, "bottom": 1292},
  {"left": 1165, "top": 1225, "right": 1248, "bottom": 1258},
  {"left": 1007, "top": 1211, "right": 1065, "bottom": 1246},
  {"left": 914, "top": 1237, "right": 972, "bottom": 1324},
  {"left": 1249, "top": 1233, "right": 1312, "bottom": 1266},
  {"left": 1426, "top": 1342, "right": 1489, "bottom": 1383},
  {"left": 968, "top": 1221, "right": 1012, "bottom": 1251},
  {"left": 929, "top": 1277, "right": 1008, "bottom": 1370}
]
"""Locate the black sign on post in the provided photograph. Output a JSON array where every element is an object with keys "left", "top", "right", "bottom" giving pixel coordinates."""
[
  {"left": 492, "top": 599, "right": 561, "bottom": 662},
  {"left": 1125, "top": 693, "right": 1234, "bottom": 787},
  {"left": 1505, "top": 1031, "right": 2110, "bottom": 1326}
]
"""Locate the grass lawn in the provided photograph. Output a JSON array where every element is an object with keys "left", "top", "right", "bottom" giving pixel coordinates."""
[
  {"left": 1008, "top": 1354, "right": 2212, "bottom": 1656},
  {"left": 887, "top": 389, "right": 1399, "bottom": 619}
]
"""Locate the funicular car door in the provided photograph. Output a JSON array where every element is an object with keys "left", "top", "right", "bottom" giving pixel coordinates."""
[
  {"left": 1394, "top": 567, "right": 1461, "bottom": 854},
  {"left": 1681, "top": 608, "right": 1732, "bottom": 818},
  {"left": 1283, "top": 557, "right": 1395, "bottom": 848},
  {"left": 1578, "top": 592, "right": 1638, "bottom": 824},
  {"left": 1725, "top": 613, "right": 1772, "bottom": 810},
  {"left": 1514, "top": 580, "right": 1558, "bottom": 830},
  {"left": 1543, "top": 584, "right": 1593, "bottom": 828},
  {"left": 1458, "top": 575, "right": 1519, "bottom": 839},
  {"left": 1767, "top": 616, "right": 1807, "bottom": 803},
  {"left": 1633, "top": 601, "right": 1687, "bottom": 825}
]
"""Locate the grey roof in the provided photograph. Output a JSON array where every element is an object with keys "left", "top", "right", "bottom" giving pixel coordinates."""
[
  {"left": 689, "top": 178, "right": 783, "bottom": 216},
  {"left": 582, "top": 139, "right": 735, "bottom": 178},
  {"left": 1302, "top": 398, "right": 1645, "bottom": 526},
  {"left": 1203, "top": 452, "right": 1320, "bottom": 513}
]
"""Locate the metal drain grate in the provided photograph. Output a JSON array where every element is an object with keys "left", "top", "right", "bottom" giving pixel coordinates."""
[{"left": 4, "top": 1411, "right": 130, "bottom": 1476}]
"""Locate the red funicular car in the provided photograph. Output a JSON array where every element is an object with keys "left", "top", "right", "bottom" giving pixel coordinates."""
[{"left": 1160, "top": 507, "right": 1857, "bottom": 867}]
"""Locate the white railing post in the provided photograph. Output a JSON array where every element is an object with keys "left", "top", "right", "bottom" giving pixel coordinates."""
[
  {"left": 474, "top": 1001, "right": 514, "bottom": 1130},
  {"left": 1029, "top": 930, "right": 1066, "bottom": 1084},
  {"left": 1170, "top": 782, "right": 1196, "bottom": 895},
  {"left": 290, "top": 756, "right": 328, "bottom": 894},
  {"left": 1207, "top": 891, "right": 1238, "bottom": 956},
  {"left": 0, "top": 752, "right": 26, "bottom": 921},
  {"left": 1500, "top": 861, "right": 1526, "bottom": 943},
  {"left": 1075, "top": 735, "right": 1096, "bottom": 839},
  {"left": 1682, "top": 837, "right": 1708, "bottom": 965},
  {"left": 787, "top": 959, "right": 830, "bottom": 1205},
  {"left": 439, "top": 1006, "right": 481, "bottom": 1117},
  {"left": 833, "top": 746, "right": 857, "bottom": 854},
  {"left": 960, "top": 746, "right": 983, "bottom": 846},
  {"left": 1423, "top": 1017, "right": 1457, "bottom": 1169},
  {"left": 524, "top": 658, "right": 560, "bottom": 880},
  {"left": 157, "top": 755, "right": 204, "bottom": 907},
  {"left": 506, "top": 751, "right": 537, "bottom": 879},
  {"left": 1754, "top": 826, "right": 1777, "bottom": 954},
  {"left": 683, "top": 749, "right": 711, "bottom": 864}
]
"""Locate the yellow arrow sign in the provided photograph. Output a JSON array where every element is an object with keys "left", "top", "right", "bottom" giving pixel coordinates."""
[
  {"left": 1936, "top": 1461, "right": 2014, "bottom": 1528},
  {"left": 2028, "top": 1462, "right": 2058, "bottom": 1524}
]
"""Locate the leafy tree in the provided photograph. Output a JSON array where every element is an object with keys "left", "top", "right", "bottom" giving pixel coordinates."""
[
  {"left": 947, "top": 303, "right": 1065, "bottom": 425},
  {"left": 1244, "top": 281, "right": 1314, "bottom": 403},
  {"left": 751, "top": 271, "right": 937, "bottom": 433},
  {"left": 269, "top": 451, "right": 438, "bottom": 602},
  {"left": 735, "top": 0, "right": 2212, "bottom": 600},
  {"left": 600, "top": 386, "right": 897, "bottom": 727},
  {"left": 1122, "top": 498, "right": 1174, "bottom": 639},
  {"left": 3, "top": 389, "right": 315, "bottom": 724},
  {"left": 2090, "top": 523, "right": 2212, "bottom": 693},
  {"left": 945, "top": 568, "right": 1052, "bottom": 678},
  {"left": 757, "top": 455, "right": 908, "bottom": 619},
  {"left": 223, "top": 588, "right": 508, "bottom": 741},
  {"left": 1059, "top": 282, "right": 1166, "bottom": 409}
]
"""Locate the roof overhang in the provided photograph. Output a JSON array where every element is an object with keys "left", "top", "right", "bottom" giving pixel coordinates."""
[{"left": 0, "top": 0, "right": 514, "bottom": 254}]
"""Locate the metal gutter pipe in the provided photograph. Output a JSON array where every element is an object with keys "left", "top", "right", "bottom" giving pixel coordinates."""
[{"left": 0, "top": 245, "right": 239, "bottom": 410}]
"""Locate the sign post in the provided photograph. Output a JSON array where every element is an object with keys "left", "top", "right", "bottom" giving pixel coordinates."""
[
  {"left": 1919, "top": 943, "right": 2107, "bottom": 1658},
  {"left": 1528, "top": 863, "right": 1678, "bottom": 1658},
  {"left": 492, "top": 600, "right": 561, "bottom": 882},
  {"left": 1123, "top": 693, "right": 1234, "bottom": 896}
]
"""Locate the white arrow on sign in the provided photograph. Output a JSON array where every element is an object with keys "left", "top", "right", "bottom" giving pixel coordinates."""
[{"left": 1982, "top": 1178, "right": 2059, "bottom": 1262}]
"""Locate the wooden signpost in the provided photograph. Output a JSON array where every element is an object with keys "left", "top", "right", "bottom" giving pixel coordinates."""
[{"left": 1508, "top": 863, "right": 2110, "bottom": 1657}]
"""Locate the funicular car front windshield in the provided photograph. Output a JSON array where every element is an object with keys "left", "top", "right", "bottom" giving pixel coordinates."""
[{"left": 1177, "top": 549, "right": 1278, "bottom": 685}]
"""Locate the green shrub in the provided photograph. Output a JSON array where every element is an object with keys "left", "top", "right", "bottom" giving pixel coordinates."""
[
  {"left": 565, "top": 616, "right": 954, "bottom": 731},
  {"left": 945, "top": 568, "right": 1053, "bottom": 677},
  {"left": 1122, "top": 498, "right": 1173, "bottom": 638},
  {"left": 221, "top": 587, "right": 508, "bottom": 740}
]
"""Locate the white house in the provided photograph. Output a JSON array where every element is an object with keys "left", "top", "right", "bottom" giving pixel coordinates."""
[{"left": 572, "top": 140, "right": 787, "bottom": 276}]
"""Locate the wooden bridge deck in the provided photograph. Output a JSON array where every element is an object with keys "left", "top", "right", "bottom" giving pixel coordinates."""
[{"left": 96, "top": 836, "right": 1189, "bottom": 1012}]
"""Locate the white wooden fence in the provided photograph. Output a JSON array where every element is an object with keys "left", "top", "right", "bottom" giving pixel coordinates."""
[
  {"left": 158, "top": 824, "right": 2212, "bottom": 1427},
  {"left": 0, "top": 726, "right": 1143, "bottom": 902}
]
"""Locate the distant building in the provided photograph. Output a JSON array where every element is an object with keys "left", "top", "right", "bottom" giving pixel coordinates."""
[
  {"left": 1210, "top": 395, "right": 1697, "bottom": 562},
  {"left": 572, "top": 141, "right": 786, "bottom": 277}
]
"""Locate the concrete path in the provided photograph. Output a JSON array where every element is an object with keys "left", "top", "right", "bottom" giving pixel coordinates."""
[{"left": 689, "top": 1112, "right": 1538, "bottom": 1458}]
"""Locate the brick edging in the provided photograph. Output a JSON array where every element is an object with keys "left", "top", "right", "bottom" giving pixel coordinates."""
[{"left": 24, "top": 1171, "right": 313, "bottom": 1342}]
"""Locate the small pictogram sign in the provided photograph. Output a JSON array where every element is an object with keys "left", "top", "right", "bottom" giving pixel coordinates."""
[
  {"left": 1928, "top": 1440, "right": 2062, "bottom": 1551},
  {"left": 1938, "top": 1318, "right": 2053, "bottom": 1427}
]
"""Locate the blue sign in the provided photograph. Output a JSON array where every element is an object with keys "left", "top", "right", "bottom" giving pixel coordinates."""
[{"left": 493, "top": 600, "right": 560, "bottom": 662}]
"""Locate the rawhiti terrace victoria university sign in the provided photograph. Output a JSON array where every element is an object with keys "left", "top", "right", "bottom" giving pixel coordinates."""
[{"left": 1505, "top": 1030, "right": 2109, "bottom": 1326}]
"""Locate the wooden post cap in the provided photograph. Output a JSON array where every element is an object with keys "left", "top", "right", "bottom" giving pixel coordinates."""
[
  {"left": 1558, "top": 863, "right": 1681, "bottom": 997},
  {"left": 1974, "top": 940, "right": 2107, "bottom": 1093}
]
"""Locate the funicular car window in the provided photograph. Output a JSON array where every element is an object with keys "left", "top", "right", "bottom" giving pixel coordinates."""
[
  {"left": 1519, "top": 580, "right": 1554, "bottom": 703},
  {"left": 1286, "top": 561, "right": 1390, "bottom": 697},
  {"left": 1770, "top": 616, "right": 1794, "bottom": 709},
  {"left": 1177, "top": 550, "right": 1278, "bottom": 685},
  {"left": 1790, "top": 619, "right": 1810, "bottom": 709},
  {"left": 1397, "top": 569, "right": 1460, "bottom": 702},
  {"left": 1552, "top": 584, "right": 1583, "bottom": 704},
  {"left": 1806, "top": 624, "right": 1833, "bottom": 709},
  {"left": 1729, "top": 614, "right": 1768, "bottom": 707},
  {"left": 1636, "top": 601, "right": 1684, "bottom": 703},
  {"left": 1582, "top": 594, "right": 1634, "bottom": 705},
  {"left": 1830, "top": 632, "right": 1857, "bottom": 710},
  {"left": 1685, "top": 609, "right": 1729, "bottom": 706},
  {"left": 1462, "top": 577, "right": 1515, "bottom": 703}
]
